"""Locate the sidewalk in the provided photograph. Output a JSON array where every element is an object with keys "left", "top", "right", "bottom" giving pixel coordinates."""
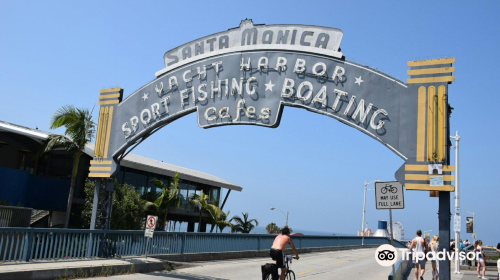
[
  {"left": 408, "top": 262, "right": 499, "bottom": 280},
  {"left": 0, "top": 257, "right": 172, "bottom": 280}
]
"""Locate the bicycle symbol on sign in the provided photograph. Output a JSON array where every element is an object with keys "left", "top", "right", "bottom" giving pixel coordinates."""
[{"left": 381, "top": 184, "right": 398, "bottom": 194}]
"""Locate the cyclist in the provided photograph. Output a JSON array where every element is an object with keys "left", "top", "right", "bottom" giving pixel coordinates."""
[{"left": 269, "top": 227, "right": 299, "bottom": 280}]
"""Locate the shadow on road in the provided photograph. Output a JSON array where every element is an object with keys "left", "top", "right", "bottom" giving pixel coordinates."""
[{"left": 136, "top": 271, "right": 229, "bottom": 280}]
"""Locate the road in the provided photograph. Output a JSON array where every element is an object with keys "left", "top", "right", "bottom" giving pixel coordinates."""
[{"left": 76, "top": 248, "right": 395, "bottom": 280}]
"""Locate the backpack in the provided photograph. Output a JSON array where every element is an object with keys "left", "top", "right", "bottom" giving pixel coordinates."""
[{"left": 261, "top": 263, "right": 279, "bottom": 280}]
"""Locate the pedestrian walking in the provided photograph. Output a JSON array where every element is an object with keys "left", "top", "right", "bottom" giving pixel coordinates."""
[
  {"left": 429, "top": 235, "right": 439, "bottom": 280},
  {"left": 411, "top": 230, "right": 427, "bottom": 280},
  {"left": 475, "top": 240, "right": 487, "bottom": 279}
]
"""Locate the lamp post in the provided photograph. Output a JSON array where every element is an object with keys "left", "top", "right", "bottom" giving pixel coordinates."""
[
  {"left": 271, "top": 207, "right": 289, "bottom": 227},
  {"left": 465, "top": 210, "right": 476, "bottom": 244},
  {"left": 450, "top": 130, "right": 461, "bottom": 274},
  {"left": 362, "top": 180, "right": 379, "bottom": 245}
]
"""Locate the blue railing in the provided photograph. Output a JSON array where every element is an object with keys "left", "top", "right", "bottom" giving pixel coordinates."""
[{"left": 0, "top": 228, "right": 399, "bottom": 263}]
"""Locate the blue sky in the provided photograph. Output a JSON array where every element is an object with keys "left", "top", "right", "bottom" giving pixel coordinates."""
[{"left": 1, "top": 1, "right": 499, "bottom": 245}]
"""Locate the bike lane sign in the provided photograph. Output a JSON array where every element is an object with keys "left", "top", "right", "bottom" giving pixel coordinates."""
[
  {"left": 375, "top": 182, "right": 404, "bottom": 210},
  {"left": 144, "top": 215, "right": 157, "bottom": 238}
]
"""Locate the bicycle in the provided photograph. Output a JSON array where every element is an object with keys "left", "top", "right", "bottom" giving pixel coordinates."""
[
  {"left": 264, "top": 255, "right": 297, "bottom": 280},
  {"left": 381, "top": 184, "right": 398, "bottom": 194}
]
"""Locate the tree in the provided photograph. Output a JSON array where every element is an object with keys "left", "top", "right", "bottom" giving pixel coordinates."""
[
  {"left": 266, "top": 222, "right": 281, "bottom": 234},
  {"left": 151, "top": 172, "right": 182, "bottom": 230},
  {"left": 82, "top": 179, "right": 144, "bottom": 230},
  {"left": 39, "top": 105, "right": 95, "bottom": 228},
  {"left": 230, "top": 212, "right": 259, "bottom": 233},
  {"left": 188, "top": 190, "right": 222, "bottom": 232},
  {"left": 203, "top": 199, "right": 227, "bottom": 233},
  {"left": 143, "top": 201, "right": 159, "bottom": 217},
  {"left": 216, "top": 210, "right": 233, "bottom": 233}
]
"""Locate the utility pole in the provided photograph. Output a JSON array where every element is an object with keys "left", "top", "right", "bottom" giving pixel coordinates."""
[
  {"left": 362, "top": 180, "right": 378, "bottom": 245},
  {"left": 450, "top": 131, "right": 461, "bottom": 274},
  {"left": 270, "top": 207, "right": 289, "bottom": 227}
]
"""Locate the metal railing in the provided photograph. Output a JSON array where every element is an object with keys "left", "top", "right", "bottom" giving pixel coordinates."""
[
  {"left": 0, "top": 227, "right": 403, "bottom": 263},
  {"left": 0, "top": 206, "right": 32, "bottom": 227}
]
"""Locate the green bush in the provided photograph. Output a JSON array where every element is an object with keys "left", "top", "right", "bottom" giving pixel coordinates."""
[{"left": 82, "top": 179, "right": 144, "bottom": 230}]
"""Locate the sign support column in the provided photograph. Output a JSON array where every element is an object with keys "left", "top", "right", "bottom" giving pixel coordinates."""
[
  {"left": 375, "top": 181, "right": 403, "bottom": 280},
  {"left": 144, "top": 215, "right": 158, "bottom": 259},
  {"left": 439, "top": 192, "right": 451, "bottom": 280},
  {"left": 450, "top": 131, "right": 461, "bottom": 274}
]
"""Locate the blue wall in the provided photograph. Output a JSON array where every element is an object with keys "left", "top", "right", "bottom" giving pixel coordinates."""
[{"left": 0, "top": 167, "right": 70, "bottom": 211}]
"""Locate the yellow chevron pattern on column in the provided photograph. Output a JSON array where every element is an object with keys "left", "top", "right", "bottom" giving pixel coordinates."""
[
  {"left": 406, "top": 58, "right": 455, "bottom": 192},
  {"left": 427, "top": 86, "right": 436, "bottom": 161},
  {"left": 89, "top": 87, "right": 123, "bottom": 178},
  {"left": 416, "top": 86, "right": 427, "bottom": 162},
  {"left": 437, "top": 86, "right": 447, "bottom": 162}
]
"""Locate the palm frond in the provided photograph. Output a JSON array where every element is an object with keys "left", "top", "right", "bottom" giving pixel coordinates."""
[
  {"left": 229, "top": 212, "right": 258, "bottom": 233},
  {"left": 37, "top": 134, "right": 76, "bottom": 157},
  {"left": 51, "top": 105, "right": 79, "bottom": 129}
]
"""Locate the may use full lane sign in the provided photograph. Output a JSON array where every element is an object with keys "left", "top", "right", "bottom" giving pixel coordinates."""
[{"left": 375, "top": 182, "right": 404, "bottom": 209}]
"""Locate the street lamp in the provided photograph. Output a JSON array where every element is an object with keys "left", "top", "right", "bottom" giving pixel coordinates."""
[
  {"left": 450, "top": 130, "right": 461, "bottom": 274},
  {"left": 465, "top": 210, "right": 476, "bottom": 244},
  {"left": 362, "top": 179, "right": 379, "bottom": 245},
  {"left": 271, "top": 207, "right": 289, "bottom": 227}
]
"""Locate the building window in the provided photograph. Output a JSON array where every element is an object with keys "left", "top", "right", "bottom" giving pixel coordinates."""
[
  {"left": 211, "top": 187, "right": 220, "bottom": 205},
  {"left": 123, "top": 169, "right": 148, "bottom": 196},
  {"left": 116, "top": 168, "right": 125, "bottom": 184},
  {"left": 46, "top": 154, "right": 72, "bottom": 178},
  {"left": 18, "top": 150, "right": 37, "bottom": 174},
  {"left": 148, "top": 175, "right": 169, "bottom": 200},
  {"left": 180, "top": 182, "right": 189, "bottom": 209}
]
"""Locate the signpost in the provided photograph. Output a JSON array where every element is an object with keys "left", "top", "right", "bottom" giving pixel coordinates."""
[
  {"left": 375, "top": 181, "right": 404, "bottom": 278},
  {"left": 374, "top": 182, "right": 404, "bottom": 245},
  {"left": 144, "top": 215, "right": 157, "bottom": 258}
]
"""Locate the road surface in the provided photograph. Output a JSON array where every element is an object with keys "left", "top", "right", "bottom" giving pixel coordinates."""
[{"left": 76, "top": 248, "right": 395, "bottom": 280}]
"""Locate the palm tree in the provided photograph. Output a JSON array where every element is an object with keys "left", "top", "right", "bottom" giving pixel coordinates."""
[
  {"left": 215, "top": 210, "right": 233, "bottom": 233},
  {"left": 188, "top": 190, "right": 222, "bottom": 232},
  {"left": 230, "top": 212, "right": 259, "bottom": 233},
  {"left": 204, "top": 201, "right": 221, "bottom": 233},
  {"left": 151, "top": 172, "right": 182, "bottom": 230},
  {"left": 39, "top": 105, "right": 95, "bottom": 228},
  {"left": 266, "top": 222, "right": 281, "bottom": 234}
]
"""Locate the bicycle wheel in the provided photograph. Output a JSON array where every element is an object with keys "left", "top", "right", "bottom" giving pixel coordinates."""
[{"left": 286, "top": 270, "right": 296, "bottom": 280}]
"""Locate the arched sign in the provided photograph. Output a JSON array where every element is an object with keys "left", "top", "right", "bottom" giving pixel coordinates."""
[{"left": 89, "top": 19, "right": 455, "bottom": 192}]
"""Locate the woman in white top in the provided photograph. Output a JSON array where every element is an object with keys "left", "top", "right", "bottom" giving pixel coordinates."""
[
  {"left": 429, "top": 235, "right": 439, "bottom": 280},
  {"left": 475, "top": 240, "right": 487, "bottom": 279}
]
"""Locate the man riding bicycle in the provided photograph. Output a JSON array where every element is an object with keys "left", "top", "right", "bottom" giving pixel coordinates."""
[{"left": 269, "top": 227, "right": 299, "bottom": 280}]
